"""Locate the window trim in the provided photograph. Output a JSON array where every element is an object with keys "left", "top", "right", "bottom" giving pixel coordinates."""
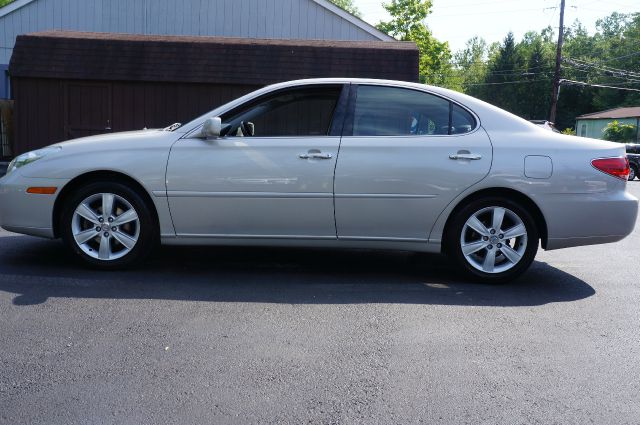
[{"left": 343, "top": 84, "right": 480, "bottom": 138}]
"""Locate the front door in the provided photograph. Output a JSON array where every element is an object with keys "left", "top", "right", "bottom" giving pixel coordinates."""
[
  {"left": 65, "top": 83, "right": 112, "bottom": 139},
  {"left": 166, "top": 84, "right": 346, "bottom": 239},
  {"left": 334, "top": 84, "right": 493, "bottom": 241}
]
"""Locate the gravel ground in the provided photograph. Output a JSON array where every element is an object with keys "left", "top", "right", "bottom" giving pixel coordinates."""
[{"left": 1, "top": 184, "right": 639, "bottom": 424}]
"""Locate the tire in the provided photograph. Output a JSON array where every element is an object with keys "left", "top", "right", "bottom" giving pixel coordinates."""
[
  {"left": 60, "top": 181, "right": 158, "bottom": 269},
  {"left": 629, "top": 166, "right": 636, "bottom": 181},
  {"left": 446, "top": 197, "right": 539, "bottom": 284}
]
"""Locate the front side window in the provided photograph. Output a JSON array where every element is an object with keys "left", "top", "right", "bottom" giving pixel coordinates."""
[
  {"left": 351, "top": 85, "right": 475, "bottom": 137},
  {"left": 222, "top": 86, "right": 342, "bottom": 137}
]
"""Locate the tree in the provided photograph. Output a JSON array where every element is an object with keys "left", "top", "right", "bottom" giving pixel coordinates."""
[
  {"left": 451, "top": 11, "right": 640, "bottom": 131},
  {"left": 377, "top": 0, "right": 452, "bottom": 86},
  {"left": 451, "top": 36, "right": 488, "bottom": 94},
  {"left": 328, "top": 0, "right": 362, "bottom": 18},
  {"left": 516, "top": 33, "right": 554, "bottom": 119},
  {"left": 603, "top": 120, "right": 638, "bottom": 143},
  {"left": 0, "top": 0, "right": 15, "bottom": 7},
  {"left": 481, "top": 32, "right": 526, "bottom": 114}
]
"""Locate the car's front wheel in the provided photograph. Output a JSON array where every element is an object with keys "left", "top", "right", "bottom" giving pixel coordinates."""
[
  {"left": 61, "top": 181, "right": 157, "bottom": 269},
  {"left": 446, "top": 197, "right": 539, "bottom": 284}
]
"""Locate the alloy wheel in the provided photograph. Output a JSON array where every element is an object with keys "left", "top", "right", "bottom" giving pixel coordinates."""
[
  {"left": 459, "top": 206, "right": 528, "bottom": 274},
  {"left": 71, "top": 193, "right": 140, "bottom": 261}
]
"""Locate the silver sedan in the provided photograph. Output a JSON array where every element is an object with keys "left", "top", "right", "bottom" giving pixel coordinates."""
[{"left": 0, "top": 78, "right": 637, "bottom": 283}]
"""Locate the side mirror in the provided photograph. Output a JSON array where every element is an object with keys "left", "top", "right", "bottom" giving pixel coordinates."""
[{"left": 197, "top": 117, "right": 222, "bottom": 139}]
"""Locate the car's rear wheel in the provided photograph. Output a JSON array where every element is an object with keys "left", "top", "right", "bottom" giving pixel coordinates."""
[
  {"left": 446, "top": 197, "right": 539, "bottom": 284},
  {"left": 61, "top": 181, "right": 157, "bottom": 269},
  {"left": 629, "top": 165, "right": 636, "bottom": 181}
]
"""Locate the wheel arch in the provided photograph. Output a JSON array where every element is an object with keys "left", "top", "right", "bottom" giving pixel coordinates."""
[
  {"left": 52, "top": 170, "right": 160, "bottom": 238},
  {"left": 441, "top": 187, "right": 548, "bottom": 251}
]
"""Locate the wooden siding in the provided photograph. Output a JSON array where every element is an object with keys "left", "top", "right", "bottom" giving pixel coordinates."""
[
  {"left": 11, "top": 77, "right": 257, "bottom": 154},
  {"left": 0, "top": 0, "right": 386, "bottom": 64}
]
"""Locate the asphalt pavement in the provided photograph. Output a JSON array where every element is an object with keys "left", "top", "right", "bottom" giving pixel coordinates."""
[{"left": 1, "top": 184, "right": 640, "bottom": 424}]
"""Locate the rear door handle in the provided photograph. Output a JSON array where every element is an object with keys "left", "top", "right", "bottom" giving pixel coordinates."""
[
  {"left": 449, "top": 153, "right": 482, "bottom": 160},
  {"left": 299, "top": 152, "right": 333, "bottom": 160}
]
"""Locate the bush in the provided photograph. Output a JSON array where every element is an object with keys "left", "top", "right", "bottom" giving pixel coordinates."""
[
  {"left": 562, "top": 128, "right": 576, "bottom": 136},
  {"left": 602, "top": 120, "right": 637, "bottom": 143}
]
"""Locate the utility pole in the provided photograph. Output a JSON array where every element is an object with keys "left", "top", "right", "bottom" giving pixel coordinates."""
[{"left": 549, "top": 0, "right": 566, "bottom": 123}]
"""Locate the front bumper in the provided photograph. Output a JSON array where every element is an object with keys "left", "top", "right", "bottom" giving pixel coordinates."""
[{"left": 0, "top": 171, "right": 69, "bottom": 238}]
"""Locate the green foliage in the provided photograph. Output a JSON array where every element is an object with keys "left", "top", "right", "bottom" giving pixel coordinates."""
[
  {"left": 328, "top": 0, "right": 362, "bottom": 18},
  {"left": 602, "top": 120, "right": 638, "bottom": 143},
  {"left": 0, "top": 0, "right": 15, "bottom": 7},
  {"left": 377, "top": 0, "right": 453, "bottom": 86},
  {"left": 561, "top": 128, "right": 576, "bottom": 136},
  {"left": 378, "top": 0, "right": 433, "bottom": 38},
  {"left": 449, "top": 36, "right": 488, "bottom": 92},
  {"left": 450, "top": 12, "right": 640, "bottom": 131}
]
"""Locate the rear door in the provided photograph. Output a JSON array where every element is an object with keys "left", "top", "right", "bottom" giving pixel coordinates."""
[{"left": 334, "top": 84, "right": 492, "bottom": 241}]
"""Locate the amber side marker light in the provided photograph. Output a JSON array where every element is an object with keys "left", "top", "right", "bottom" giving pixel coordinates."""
[{"left": 26, "top": 187, "right": 58, "bottom": 195}]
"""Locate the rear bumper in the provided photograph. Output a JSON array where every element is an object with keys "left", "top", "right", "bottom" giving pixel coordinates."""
[
  {"left": 543, "top": 190, "right": 638, "bottom": 250},
  {"left": 0, "top": 172, "right": 68, "bottom": 239}
]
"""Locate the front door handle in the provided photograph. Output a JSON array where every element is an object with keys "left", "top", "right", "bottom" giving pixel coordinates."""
[
  {"left": 449, "top": 153, "right": 482, "bottom": 160},
  {"left": 299, "top": 152, "right": 333, "bottom": 160}
]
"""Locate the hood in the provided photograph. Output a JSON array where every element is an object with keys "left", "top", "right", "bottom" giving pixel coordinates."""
[{"left": 52, "top": 129, "right": 167, "bottom": 150}]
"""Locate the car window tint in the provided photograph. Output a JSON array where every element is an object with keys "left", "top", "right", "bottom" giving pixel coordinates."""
[
  {"left": 223, "top": 86, "right": 341, "bottom": 137},
  {"left": 451, "top": 104, "right": 475, "bottom": 134},
  {"left": 626, "top": 144, "right": 640, "bottom": 154},
  {"left": 353, "top": 86, "right": 452, "bottom": 136}
]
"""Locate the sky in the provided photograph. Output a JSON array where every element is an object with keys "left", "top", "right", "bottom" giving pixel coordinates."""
[{"left": 356, "top": 0, "right": 640, "bottom": 52}]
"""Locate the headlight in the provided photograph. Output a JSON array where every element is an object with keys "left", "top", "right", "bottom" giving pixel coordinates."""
[{"left": 6, "top": 147, "right": 61, "bottom": 175}]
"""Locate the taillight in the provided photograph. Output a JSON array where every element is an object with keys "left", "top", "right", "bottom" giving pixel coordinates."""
[{"left": 591, "top": 157, "right": 630, "bottom": 181}]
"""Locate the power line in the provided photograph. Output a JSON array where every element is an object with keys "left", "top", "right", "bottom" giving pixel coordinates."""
[
  {"left": 562, "top": 65, "right": 640, "bottom": 84},
  {"left": 433, "top": 7, "right": 550, "bottom": 18},
  {"left": 463, "top": 79, "right": 552, "bottom": 86},
  {"left": 564, "top": 62, "right": 640, "bottom": 79},
  {"left": 564, "top": 57, "right": 640, "bottom": 79},
  {"left": 602, "top": 51, "right": 640, "bottom": 63},
  {"left": 448, "top": 62, "right": 553, "bottom": 73},
  {"left": 560, "top": 79, "right": 640, "bottom": 92}
]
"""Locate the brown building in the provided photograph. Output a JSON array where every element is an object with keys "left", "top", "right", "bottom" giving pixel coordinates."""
[{"left": 8, "top": 31, "right": 418, "bottom": 155}]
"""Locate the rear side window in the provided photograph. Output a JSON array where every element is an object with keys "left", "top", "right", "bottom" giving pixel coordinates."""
[
  {"left": 451, "top": 104, "right": 475, "bottom": 134},
  {"left": 351, "top": 85, "right": 475, "bottom": 137}
]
